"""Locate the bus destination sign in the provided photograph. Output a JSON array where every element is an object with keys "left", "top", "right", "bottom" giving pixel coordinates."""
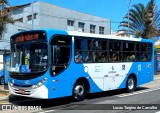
[{"left": 16, "top": 34, "right": 39, "bottom": 42}]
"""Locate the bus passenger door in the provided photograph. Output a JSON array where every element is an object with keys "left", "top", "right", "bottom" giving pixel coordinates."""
[
  {"left": 103, "top": 64, "right": 115, "bottom": 91},
  {"left": 103, "top": 64, "right": 125, "bottom": 91},
  {"left": 93, "top": 65, "right": 103, "bottom": 90}
]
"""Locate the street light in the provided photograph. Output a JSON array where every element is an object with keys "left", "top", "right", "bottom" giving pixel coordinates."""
[{"left": 125, "top": 0, "right": 131, "bottom": 37}]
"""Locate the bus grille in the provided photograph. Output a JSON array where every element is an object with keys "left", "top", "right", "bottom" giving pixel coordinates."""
[
  {"left": 13, "top": 84, "right": 32, "bottom": 87},
  {"left": 12, "top": 85, "right": 35, "bottom": 95}
]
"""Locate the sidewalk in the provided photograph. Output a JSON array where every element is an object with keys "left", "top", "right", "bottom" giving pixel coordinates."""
[
  {"left": 154, "top": 74, "right": 160, "bottom": 80},
  {"left": 0, "top": 85, "right": 9, "bottom": 101},
  {"left": 141, "top": 74, "right": 160, "bottom": 89},
  {"left": 0, "top": 75, "right": 160, "bottom": 101}
]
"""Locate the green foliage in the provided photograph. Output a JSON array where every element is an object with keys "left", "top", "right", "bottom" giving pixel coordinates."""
[
  {"left": 0, "top": 0, "right": 14, "bottom": 38},
  {"left": 117, "top": 0, "right": 160, "bottom": 38},
  {"left": 134, "top": 30, "right": 141, "bottom": 38}
]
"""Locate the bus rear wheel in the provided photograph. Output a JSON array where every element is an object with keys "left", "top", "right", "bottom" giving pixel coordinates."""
[
  {"left": 73, "top": 82, "right": 86, "bottom": 101},
  {"left": 126, "top": 76, "right": 136, "bottom": 93}
]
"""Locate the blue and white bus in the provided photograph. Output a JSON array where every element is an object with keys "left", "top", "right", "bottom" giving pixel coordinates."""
[
  {"left": 8, "top": 29, "right": 154, "bottom": 101},
  {"left": 0, "top": 54, "right": 10, "bottom": 85}
]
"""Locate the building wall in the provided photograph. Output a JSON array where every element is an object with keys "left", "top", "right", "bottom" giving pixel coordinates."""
[
  {"left": 1, "top": 1, "right": 111, "bottom": 50},
  {"left": 38, "top": 2, "right": 110, "bottom": 34},
  {"left": 0, "top": 55, "right": 3, "bottom": 70},
  {"left": 11, "top": 3, "right": 40, "bottom": 27}
]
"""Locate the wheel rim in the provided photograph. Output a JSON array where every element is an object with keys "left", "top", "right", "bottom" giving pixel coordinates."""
[
  {"left": 128, "top": 78, "right": 134, "bottom": 90},
  {"left": 74, "top": 84, "right": 85, "bottom": 99}
]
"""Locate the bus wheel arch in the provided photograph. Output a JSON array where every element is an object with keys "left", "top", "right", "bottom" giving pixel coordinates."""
[
  {"left": 72, "top": 77, "right": 90, "bottom": 101},
  {"left": 126, "top": 73, "right": 137, "bottom": 93}
]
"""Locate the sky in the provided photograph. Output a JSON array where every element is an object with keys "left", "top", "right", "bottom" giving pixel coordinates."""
[{"left": 7, "top": 0, "right": 160, "bottom": 32}]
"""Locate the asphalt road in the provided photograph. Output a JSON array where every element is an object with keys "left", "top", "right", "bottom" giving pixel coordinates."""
[
  {"left": 1, "top": 76, "right": 160, "bottom": 113},
  {"left": 37, "top": 88, "right": 160, "bottom": 113},
  {"left": 0, "top": 86, "right": 159, "bottom": 113}
]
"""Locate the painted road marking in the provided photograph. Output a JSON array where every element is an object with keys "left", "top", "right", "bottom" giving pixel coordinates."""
[
  {"left": 155, "top": 111, "right": 160, "bottom": 113},
  {"left": 118, "top": 87, "right": 160, "bottom": 97},
  {"left": 39, "top": 88, "right": 160, "bottom": 113},
  {"left": 38, "top": 110, "right": 56, "bottom": 113}
]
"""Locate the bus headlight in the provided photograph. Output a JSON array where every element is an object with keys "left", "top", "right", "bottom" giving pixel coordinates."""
[
  {"left": 10, "top": 82, "right": 13, "bottom": 87},
  {"left": 32, "top": 85, "right": 37, "bottom": 89},
  {"left": 32, "top": 78, "right": 47, "bottom": 89}
]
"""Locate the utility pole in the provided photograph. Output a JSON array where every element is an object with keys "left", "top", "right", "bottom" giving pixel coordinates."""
[
  {"left": 125, "top": 0, "right": 131, "bottom": 37},
  {"left": 31, "top": 0, "right": 34, "bottom": 29}
]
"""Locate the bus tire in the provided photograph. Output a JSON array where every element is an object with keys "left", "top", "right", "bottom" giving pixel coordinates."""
[
  {"left": 126, "top": 75, "right": 136, "bottom": 93},
  {"left": 0, "top": 77, "right": 4, "bottom": 85},
  {"left": 73, "top": 82, "right": 86, "bottom": 101}
]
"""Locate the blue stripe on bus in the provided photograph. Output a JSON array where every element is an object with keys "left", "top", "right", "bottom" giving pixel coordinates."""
[
  {"left": 118, "top": 62, "right": 154, "bottom": 89},
  {"left": 47, "top": 63, "right": 103, "bottom": 98}
]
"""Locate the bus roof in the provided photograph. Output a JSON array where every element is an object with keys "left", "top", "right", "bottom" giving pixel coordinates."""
[
  {"left": 11, "top": 29, "right": 153, "bottom": 43},
  {"left": 67, "top": 31, "right": 153, "bottom": 42}
]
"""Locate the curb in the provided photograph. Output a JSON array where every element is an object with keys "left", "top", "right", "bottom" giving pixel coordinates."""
[
  {"left": 0, "top": 96, "right": 8, "bottom": 101},
  {"left": 154, "top": 76, "right": 160, "bottom": 81},
  {"left": 0, "top": 89, "right": 9, "bottom": 93},
  {"left": 0, "top": 89, "right": 10, "bottom": 101}
]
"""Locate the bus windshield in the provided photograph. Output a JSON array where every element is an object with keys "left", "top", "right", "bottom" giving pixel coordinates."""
[{"left": 10, "top": 43, "right": 48, "bottom": 73}]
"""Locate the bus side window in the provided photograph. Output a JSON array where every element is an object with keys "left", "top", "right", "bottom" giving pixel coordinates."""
[
  {"left": 93, "top": 52, "right": 98, "bottom": 62},
  {"left": 140, "top": 53, "right": 147, "bottom": 61},
  {"left": 140, "top": 44, "right": 147, "bottom": 52},
  {"left": 85, "top": 52, "right": 92, "bottom": 62},
  {"left": 75, "top": 51, "right": 83, "bottom": 63},
  {"left": 148, "top": 43, "right": 152, "bottom": 53},
  {"left": 111, "top": 52, "right": 119, "bottom": 61}
]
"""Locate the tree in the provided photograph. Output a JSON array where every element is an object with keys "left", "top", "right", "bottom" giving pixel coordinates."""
[
  {"left": 0, "top": 0, "right": 14, "bottom": 39},
  {"left": 117, "top": 0, "right": 160, "bottom": 38}
]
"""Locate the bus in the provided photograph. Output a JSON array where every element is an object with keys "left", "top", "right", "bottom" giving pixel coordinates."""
[
  {"left": 0, "top": 54, "right": 10, "bottom": 85},
  {"left": 8, "top": 29, "right": 154, "bottom": 101}
]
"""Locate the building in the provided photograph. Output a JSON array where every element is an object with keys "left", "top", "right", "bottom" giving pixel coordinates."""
[
  {"left": 0, "top": 1, "right": 110, "bottom": 70},
  {"left": 1, "top": 1, "right": 111, "bottom": 50}
]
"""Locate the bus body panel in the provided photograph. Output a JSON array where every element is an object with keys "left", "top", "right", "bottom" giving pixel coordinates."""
[
  {"left": 9, "top": 73, "right": 47, "bottom": 86},
  {"left": 8, "top": 29, "right": 154, "bottom": 99},
  {"left": 102, "top": 63, "right": 132, "bottom": 90},
  {"left": 47, "top": 62, "right": 104, "bottom": 98},
  {"left": 8, "top": 82, "right": 48, "bottom": 99},
  {"left": 9, "top": 62, "right": 154, "bottom": 99}
]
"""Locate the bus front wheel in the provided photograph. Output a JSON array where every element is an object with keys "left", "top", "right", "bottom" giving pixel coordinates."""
[
  {"left": 73, "top": 82, "right": 86, "bottom": 101},
  {"left": 126, "top": 76, "right": 136, "bottom": 93}
]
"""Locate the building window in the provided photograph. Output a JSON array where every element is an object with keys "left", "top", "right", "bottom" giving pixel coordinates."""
[
  {"left": 78, "top": 22, "right": 85, "bottom": 32},
  {"left": 27, "top": 13, "right": 37, "bottom": 21},
  {"left": 90, "top": 25, "right": 96, "bottom": 33},
  {"left": 99, "top": 26, "right": 104, "bottom": 34},
  {"left": 67, "top": 20, "right": 74, "bottom": 31},
  {"left": 67, "top": 20, "right": 74, "bottom": 26},
  {"left": 16, "top": 18, "right": 23, "bottom": 23},
  {"left": 18, "top": 29, "right": 25, "bottom": 32},
  {"left": 27, "top": 15, "right": 32, "bottom": 21},
  {"left": 33, "top": 13, "right": 37, "bottom": 19}
]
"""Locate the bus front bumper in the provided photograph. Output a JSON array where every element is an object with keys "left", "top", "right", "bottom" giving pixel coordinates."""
[{"left": 8, "top": 82, "right": 48, "bottom": 99}]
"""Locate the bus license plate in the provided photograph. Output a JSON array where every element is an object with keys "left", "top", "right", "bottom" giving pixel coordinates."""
[{"left": 18, "top": 89, "right": 25, "bottom": 94}]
